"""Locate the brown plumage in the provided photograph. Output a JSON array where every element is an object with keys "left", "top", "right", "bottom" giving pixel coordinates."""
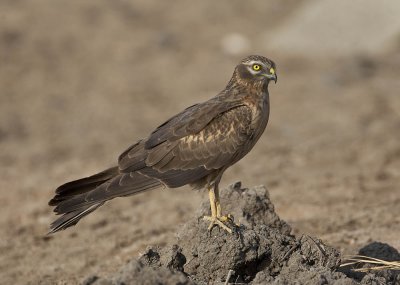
[{"left": 48, "top": 55, "right": 277, "bottom": 234}]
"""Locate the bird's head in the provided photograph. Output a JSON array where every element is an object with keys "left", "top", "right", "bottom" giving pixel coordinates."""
[{"left": 233, "top": 55, "right": 277, "bottom": 87}]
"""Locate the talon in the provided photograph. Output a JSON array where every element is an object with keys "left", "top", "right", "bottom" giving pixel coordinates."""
[
  {"left": 220, "top": 214, "right": 240, "bottom": 228},
  {"left": 203, "top": 215, "right": 234, "bottom": 233},
  {"left": 204, "top": 184, "right": 237, "bottom": 234},
  {"left": 220, "top": 214, "right": 234, "bottom": 223}
]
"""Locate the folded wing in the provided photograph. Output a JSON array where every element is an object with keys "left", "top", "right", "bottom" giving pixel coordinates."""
[{"left": 119, "top": 101, "right": 253, "bottom": 188}]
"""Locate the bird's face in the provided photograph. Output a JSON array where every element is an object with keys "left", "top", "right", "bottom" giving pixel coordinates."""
[{"left": 236, "top": 55, "right": 277, "bottom": 85}]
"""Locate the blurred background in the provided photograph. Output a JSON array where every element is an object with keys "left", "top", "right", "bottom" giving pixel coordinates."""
[{"left": 1, "top": 0, "right": 400, "bottom": 283}]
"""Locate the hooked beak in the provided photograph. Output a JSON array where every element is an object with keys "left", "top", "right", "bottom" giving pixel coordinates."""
[
  {"left": 264, "top": 73, "right": 277, "bottom": 84},
  {"left": 270, "top": 73, "right": 278, "bottom": 83}
]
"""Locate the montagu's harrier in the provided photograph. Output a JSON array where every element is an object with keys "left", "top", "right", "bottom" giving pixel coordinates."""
[{"left": 49, "top": 55, "right": 277, "bottom": 234}]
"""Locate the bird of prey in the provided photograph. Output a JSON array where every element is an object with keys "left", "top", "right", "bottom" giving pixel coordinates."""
[{"left": 48, "top": 55, "right": 277, "bottom": 234}]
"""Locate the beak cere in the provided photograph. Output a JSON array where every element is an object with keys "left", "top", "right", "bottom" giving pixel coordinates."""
[
  {"left": 269, "top": 67, "right": 275, "bottom": 75},
  {"left": 269, "top": 67, "right": 277, "bottom": 83}
]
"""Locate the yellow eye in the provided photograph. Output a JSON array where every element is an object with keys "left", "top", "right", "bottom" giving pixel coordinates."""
[{"left": 252, "top": 64, "right": 261, "bottom": 71}]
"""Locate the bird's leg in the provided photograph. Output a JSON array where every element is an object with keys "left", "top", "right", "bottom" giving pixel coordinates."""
[
  {"left": 214, "top": 186, "right": 235, "bottom": 224},
  {"left": 209, "top": 184, "right": 217, "bottom": 218},
  {"left": 203, "top": 185, "right": 233, "bottom": 233},
  {"left": 215, "top": 186, "right": 222, "bottom": 217}
]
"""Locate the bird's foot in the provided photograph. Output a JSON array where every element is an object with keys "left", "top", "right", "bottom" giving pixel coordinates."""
[{"left": 203, "top": 214, "right": 235, "bottom": 234}]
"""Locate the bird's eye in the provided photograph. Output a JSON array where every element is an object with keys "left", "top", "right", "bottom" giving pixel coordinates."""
[{"left": 252, "top": 64, "right": 261, "bottom": 71}]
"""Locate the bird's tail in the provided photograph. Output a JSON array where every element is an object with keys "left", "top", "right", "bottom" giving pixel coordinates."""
[
  {"left": 48, "top": 202, "right": 105, "bottom": 234},
  {"left": 48, "top": 166, "right": 163, "bottom": 234}
]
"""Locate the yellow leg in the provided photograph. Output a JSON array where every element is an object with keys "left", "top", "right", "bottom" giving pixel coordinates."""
[
  {"left": 203, "top": 185, "right": 234, "bottom": 233},
  {"left": 215, "top": 186, "right": 222, "bottom": 217},
  {"left": 209, "top": 185, "right": 217, "bottom": 218},
  {"left": 215, "top": 188, "right": 235, "bottom": 224}
]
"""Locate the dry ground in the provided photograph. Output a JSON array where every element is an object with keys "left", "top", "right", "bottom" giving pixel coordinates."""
[{"left": 1, "top": 1, "right": 399, "bottom": 284}]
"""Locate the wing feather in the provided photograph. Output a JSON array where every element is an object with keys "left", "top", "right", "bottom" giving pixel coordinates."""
[
  {"left": 118, "top": 140, "right": 147, "bottom": 172},
  {"left": 149, "top": 105, "right": 253, "bottom": 172},
  {"left": 145, "top": 98, "right": 244, "bottom": 149},
  {"left": 117, "top": 100, "right": 254, "bottom": 189}
]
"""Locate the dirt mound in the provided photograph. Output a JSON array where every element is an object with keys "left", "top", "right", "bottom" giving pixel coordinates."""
[
  {"left": 82, "top": 183, "right": 398, "bottom": 284},
  {"left": 340, "top": 242, "right": 400, "bottom": 284}
]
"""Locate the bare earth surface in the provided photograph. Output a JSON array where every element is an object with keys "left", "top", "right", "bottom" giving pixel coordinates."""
[{"left": 1, "top": 1, "right": 399, "bottom": 284}]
